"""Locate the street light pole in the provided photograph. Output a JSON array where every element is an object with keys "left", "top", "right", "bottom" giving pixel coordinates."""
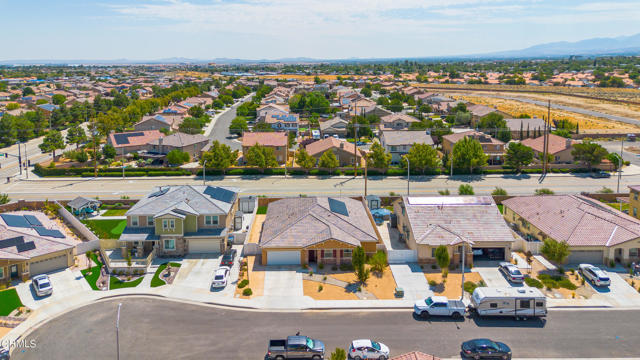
[
  {"left": 617, "top": 139, "right": 624, "bottom": 193},
  {"left": 406, "top": 156, "right": 410, "bottom": 196},
  {"left": 116, "top": 303, "right": 122, "bottom": 360},
  {"left": 17, "top": 141, "right": 22, "bottom": 176},
  {"left": 460, "top": 241, "right": 465, "bottom": 301},
  {"left": 24, "top": 143, "right": 28, "bottom": 179}
]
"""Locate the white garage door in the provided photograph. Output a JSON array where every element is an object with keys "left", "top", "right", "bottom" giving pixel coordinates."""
[
  {"left": 267, "top": 250, "right": 301, "bottom": 265},
  {"left": 568, "top": 250, "right": 604, "bottom": 265},
  {"left": 30, "top": 254, "right": 68, "bottom": 275},
  {"left": 189, "top": 239, "right": 222, "bottom": 254}
]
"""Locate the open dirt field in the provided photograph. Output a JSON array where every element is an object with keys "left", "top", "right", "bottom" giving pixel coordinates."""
[
  {"left": 424, "top": 271, "right": 483, "bottom": 299},
  {"left": 302, "top": 280, "right": 359, "bottom": 300},
  {"left": 330, "top": 266, "right": 397, "bottom": 299}
]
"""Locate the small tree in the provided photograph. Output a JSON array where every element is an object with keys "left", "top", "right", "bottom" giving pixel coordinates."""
[
  {"left": 571, "top": 141, "right": 608, "bottom": 171},
  {"left": 245, "top": 144, "right": 278, "bottom": 169},
  {"left": 366, "top": 142, "right": 392, "bottom": 169},
  {"left": 434, "top": 245, "right": 450, "bottom": 274},
  {"left": 66, "top": 126, "right": 87, "bottom": 149},
  {"left": 318, "top": 151, "right": 339, "bottom": 174},
  {"left": 330, "top": 348, "right": 347, "bottom": 360},
  {"left": 525, "top": 250, "right": 533, "bottom": 274},
  {"left": 505, "top": 142, "right": 534, "bottom": 172},
  {"left": 540, "top": 238, "right": 571, "bottom": 264},
  {"left": 492, "top": 187, "right": 507, "bottom": 196},
  {"left": 295, "top": 148, "right": 316, "bottom": 174},
  {"left": 39, "top": 130, "right": 65, "bottom": 159},
  {"left": 369, "top": 250, "right": 387, "bottom": 273},
  {"left": 201, "top": 140, "right": 238, "bottom": 174},
  {"left": 352, "top": 246, "right": 370, "bottom": 285},
  {"left": 535, "top": 188, "right": 554, "bottom": 195},
  {"left": 166, "top": 149, "right": 190, "bottom": 166},
  {"left": 102, "top": 144, "right": 117, "bottom": 159},
  {"left": 452, "top": 136, "right": 488, "bottom": 174},
  {"left": 0, "top": 193, "right": 10, "bottom": 205},
  {"left": 401, "top": 143, "right": 439, "bottom": 174},
  {"left": 458, "top": 184, "right": 474, "bottom": 195}
]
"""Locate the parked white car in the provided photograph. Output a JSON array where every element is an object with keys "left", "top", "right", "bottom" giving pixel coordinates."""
[
  {"left": 498, "top": 262, "right": 524, "bottom": 283},
  {"left": 211, "top": 266, "right": 231, "bottom": 288},
  {"left": 348, "top": 339, "right": 389, "bottom": 360},
  {"left": 579, "top": 264, "right": 610, "bottom": 287},
  {"left": 31, "top": 274, "right": 53, "bottom": 297}
]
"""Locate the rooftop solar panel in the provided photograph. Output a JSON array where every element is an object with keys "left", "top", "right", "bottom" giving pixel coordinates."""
[
  {"left": 0, "top": 236, "right": 24, "bottom": 249},
  {"left": 24, "top": 214, "right": 43, "bottom": 226},
  {"left": 328, "top": 198, "right": 349, "bottom": 217},
  {"left": 16, "top": 242, "right": 36, "bottom": 252},
  {"left": 113, "top": 132, "right": 145, "bottom": 145},
  {"left": 34, "top": 227, "right": 65, "bottom": 238},
  {"left": 204, "top": 186, "right": 235, "bottom": 204},
  {"left": 149, "top": 187, "right": 170, "bottom": 198},
  {"left": 1, "top": 214, "right": 31, "bottom": 228}
]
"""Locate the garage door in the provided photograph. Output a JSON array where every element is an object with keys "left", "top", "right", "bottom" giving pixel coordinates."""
[
  {"left": 568, "top": 250, "right": 604, "bottom": 264},
  {"left": 472, "top": 247, "right": 506, "bottom": 261},
  {"left": 188, "top": 239, "right": 222, "bottom": 254},
  {"left": 267, "top": 250, "right": 301, "bottom": 265},
  {"left": 30, "top": 254, "right": 68, "bottom": 275}
]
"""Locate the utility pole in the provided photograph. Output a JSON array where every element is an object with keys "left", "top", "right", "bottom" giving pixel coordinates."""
[
  {"left": 543, "top": 100, "right": 551, "bottom": 175},
  {"left": 116, "top": 303, "right": 122, "bottom": 360},
  {"left": 121, "top": 146, "right": 125, "bottom": 179},
  {"left": 460, "top": 241, "right": 465, "bottom": 301},
  {"left": 617, "top": 139, "right": 624, "bottom": 193},
  {"left": 406, "top": 156, "right": 410, "bottom": 196},
  {"left": 17, "top": 141, "right": 22, "bottom": 176},
  {"left": 353, "top": 98, "right": 358, "bottom": 178},
  {"left": 24, "top": 143, "right": 28, "bottom": 179}
]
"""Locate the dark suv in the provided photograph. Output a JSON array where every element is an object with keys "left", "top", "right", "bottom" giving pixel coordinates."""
[{"left": 221, "top": 248, "right": 237, "bottom": 267}]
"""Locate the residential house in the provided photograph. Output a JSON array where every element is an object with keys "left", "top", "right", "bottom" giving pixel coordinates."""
[
  {"left": 257, "top": 104, "right": 290, "bottom": 118},
  {"left": 394, "top": 196, "right": 514, "bottom": 264},
  {"left": 107, "top": 130, "right": 164, "bottom": 155},
  {"left": 67, "top": 197, "right": 101, "bottom": 216},
  {"left": 37, "top": 103, "right": 59, "bottom": 116},
  {"left": 305, "top": 137, "right": 364, "bottom": 167},
  {"left": 117, "top": 185, "right": 239, "bottom": 259},
  {"left": 380, "top": 113, "right": 421, "bottom": 131},
  {"left": 629, "top": 185, "right": 640, "bottom": 219},
  {"left": 134, "top": 114, "right": 184, "bottom": 132},
  {"left": 504, "top": 117, "right": 546, "bottom": 139},
  {"left": 241, "top": 132, "right": 288, "bottom": 164},
  {"left": 467, "top": 104, "right": 507, "bottom": 124},
  {"left": 259, "top": 197, "right": 382, "bottom": 265},
  {"left": 502, "top": 195, "right": 640, "bottom": 265},
  {"left": 380, "top": 130, "right": 435, "bottom": 164},
  {"left": 521, "top": 133, "right": 578, "bottom": 163},
  {"left": 147, "top": 132, "right": 209, "bottom": 160},
  {"left": 0, "top": 211, "right": 77, "bottom": 283},
  {"left": 441, "top": 130, "right": 505, "bottom": 165},
  {"left": 319, "top": 116, "right": 349, "bottom": 137},
  {"left": 264, "top": 112, "right": 299, "bottom": 132}
]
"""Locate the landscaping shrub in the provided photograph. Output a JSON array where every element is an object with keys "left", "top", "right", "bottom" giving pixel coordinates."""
[
  {"left": 339, "top": 263, "right": 354, "bottom": 271},
  {"left": 428, "top": 280, "right": 437, "bottom": 287},
  {"left": 558, "top": 278, "right": 577, "bottom": 290},
  {"left": 319, "top": 263, "right": 324, "bottom": 270},
  {"left": 238, "top": 279, "right": 249, "bottom": 288},
  {"left": 256, "top": 206, "right": 268, "bottom": 215},
  {"left": 464, "top": 281, "right": 477, "bottom": 294},
  {"left": 524, "top": 277, "right": 543, "bottom": 289},
  {"left": 318, "top": 285, "right": 323, "bottom": 292},
  {"left": 242, "top": 288, "right": 253, "bottom": 296}
]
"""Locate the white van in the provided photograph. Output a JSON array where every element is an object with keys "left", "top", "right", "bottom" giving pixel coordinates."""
[
  {"left": 311, "top": 129, "right": 321, "bottom": 140},
  {"left": 469, "top": 287, "right": 546, "bottom": 319}
]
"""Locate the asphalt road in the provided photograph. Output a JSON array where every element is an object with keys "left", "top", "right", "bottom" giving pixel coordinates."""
[
  {"left": 597, "top": 140, "right": 640, "bottom": 166},
  {"left": 12, "top": 298, "right": 640, "bottom": 359},
  {"left": 208, "top": 94, "right": 254, "bottom": 151},
  {"left": 0, "top": 171, "right": 635, "bottom": 200}
]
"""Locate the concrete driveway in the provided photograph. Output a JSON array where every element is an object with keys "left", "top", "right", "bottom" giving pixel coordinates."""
[
  {"left": 262, "top": 266, "right": 303, "bottom": 308},
  {"left": 15, "top": 269, "right": 92, "bottom": 310},
  {"left": 473, "top": 266, "right": 517, "bottom": 288},
  {"left": 389, "top": 264, "right": 432, "bottom": 301},
  {"left": 588, "top": 272, "right": 640, "bottom": 307},
  {"left": 174, "top": 255, "right": 222, "bottom": 290}
]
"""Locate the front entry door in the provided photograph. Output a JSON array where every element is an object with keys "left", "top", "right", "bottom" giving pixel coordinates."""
[
  {"left": 10, "top": 265, "right": 18, "bottom": 278},
  {"left": 308, "top": 250, "right": 316, "bottom": 263}
]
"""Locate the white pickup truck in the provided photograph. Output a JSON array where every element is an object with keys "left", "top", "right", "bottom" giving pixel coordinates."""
[{"left": 413, "top": 296, "right": 466, "bottom": 319}]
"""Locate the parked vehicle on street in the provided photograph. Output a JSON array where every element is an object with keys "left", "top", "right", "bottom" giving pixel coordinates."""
[
  {"left": 498, "top": 262, "right": 524, "bottom": 283},
  {"left": 414, "top": 295, "right": 466, "bottom": 318},
  {"left": 31, "top": 274, "right": 53, "bottom": 297},
  {"left": 579, "top": 264, "right": 611, "bottom": 287},
  {"left": 469, "top": 287, "right": 546, "bottom": 319},
  {"left": 267, "top": 335, "right": 325, "bottom": 359},
  {"left": 461, "top": 338, "right": 512, "bottom": 359},
  {"left": 211, "top": 266, "right": 230, "bottom": 288},
  {"left": 348, "top": 339, "right": 390, "bottom": 360},
  {"left": 591, "top": 170, "right": 611, "bottom": 178},
  {"left": 221, "top": 248, "right": 237, "bottom": 267}
]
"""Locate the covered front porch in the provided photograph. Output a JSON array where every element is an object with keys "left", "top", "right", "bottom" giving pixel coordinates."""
[{"left": 305, "top": 240, "right": 357, "bottom": 265}]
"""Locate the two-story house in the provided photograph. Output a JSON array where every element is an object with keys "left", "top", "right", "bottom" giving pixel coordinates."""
[
  {"left": 380, "top": 130, "right": 435, "bottom": 165},
  {"left": 442, "top": 130, "right": 505, "bottom": 165},
  {"left": 117, "top": 185, "right": 239, "bottom": 258},
  {"left": 241, "top": 132, "right": 288, "bottom": 164},
  {"left": 264, "top": 112, "right": 299, "bottom": 132},
  {"left": 379, "top": 113, "right": 421, "bottom": 131}
]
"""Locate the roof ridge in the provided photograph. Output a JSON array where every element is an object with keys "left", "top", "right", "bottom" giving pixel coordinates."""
[{"left": 312, "top": 201, "right": 376, "bottom": 242}]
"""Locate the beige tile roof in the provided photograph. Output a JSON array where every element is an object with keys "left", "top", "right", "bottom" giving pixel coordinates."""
[
  {"left": 442, "top": 130, "right": 504, "bottom": 145},
  {"left": 241, "top": 132, "right": 288, "bottom": 147},
  {"left": 502, "top": 195, "right": 640, "bottom": 247},
  {"left": 260, "top": 197, "right": 379, "bottom": 248},
  {"left": 521, "top": 134, "right": 577, "bottom": 154},
  {"left": 305, "top": 137, "right": 363, "bottom": 157}
]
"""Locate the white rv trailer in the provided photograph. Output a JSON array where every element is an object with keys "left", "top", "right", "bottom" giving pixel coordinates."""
[{"left": 470, "top": 287, "right": 547, "bottom": 318}]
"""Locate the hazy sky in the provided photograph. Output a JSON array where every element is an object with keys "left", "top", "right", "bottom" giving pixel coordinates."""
[{"left": 2, "top": 0, "right": 640, "bottom": 60}]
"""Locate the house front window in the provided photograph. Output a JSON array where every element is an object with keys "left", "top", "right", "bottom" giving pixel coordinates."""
[
  {"left": 147, "top": 216, "right": 154, "bottom": 226},
  {"left": 163, "top": 219, "right": 175, "bottom": 231},
  {"left": 322, "top": 250, "right": 334, "bottom": 259},
  {"left": 342, "top": 249, "right": 352, "bottom": 258},
  {"left": 131, "top": 216, "right": 138, "bottom": 226},
  {"left": 634, "top": 208, "right": 638, "bottom": 217},
  {"left": 630, "top": 248, "right": 640, "bottom": 258},
  {"left": 205, "top": 215, "right": 219, "bottom": 226},
  {"left": 0, "top": 267, "right": 4, "bottom": 279},
  {"left": 164, "top": 239, "right": 175, "bottom": 250},
  {"left": 431, "top": 248, "right": 436, "bottom": 257},
  {"left": 635, "top": 192, "right": 639, "bottom": 201}
]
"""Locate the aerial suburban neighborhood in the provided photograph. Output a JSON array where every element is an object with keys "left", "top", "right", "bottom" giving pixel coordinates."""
[{"left": 1, "top": 1, "right": 640, "bottom": 359}]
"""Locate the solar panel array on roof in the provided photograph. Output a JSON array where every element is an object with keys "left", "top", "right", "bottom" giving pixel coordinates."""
[
  {"left": 24, "top": 214, "right": 43, "bottom": 226},
  {"left": 328, "top": 198, "right": 349, "bottom": 217},
  {"left": 1, "top": 214, "right": 31, "bottom": 228},
  {"left": 204, "top": 186, "right": 235, "bottom": 204},
  {"left": 149, "top": 187, "right": 170, "bottom": 198},
  {"left": 34, "top": 227, "right": 65, "bottom": 238},
  {"left": 0, "top": 236, "right": 36, "bottom": 253},
  {"left": 113, "top": 132, "right": 145, "bottom": 145}
]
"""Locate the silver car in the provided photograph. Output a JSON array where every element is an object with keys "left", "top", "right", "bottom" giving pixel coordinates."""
[
  {"left": 498, "top": 262, "right": 524, "bottom": 283},
  {"left": 31, "top": 274, "right": 53, "bottom": 297},
  {"left": 579, "top": 264, "right": 610, "bottom": 287},
  {"left": 211, "top": 266, "right": 230, "bottom": 288}
]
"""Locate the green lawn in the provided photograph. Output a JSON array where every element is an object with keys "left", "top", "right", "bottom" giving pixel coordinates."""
[
  {"left": 82, "top": 219, "right": 127, "bottom": 239},
  {"left": 256, "top": 206, "right": 268, "bottom": 215},
  {"left": 0, "top": 288, "right": 24, "bottom": 316},
  {"left": 605, "top": 202, "right": 629, "bottom": 213},
  {"left": 150, "top": 262, "right": 182, "bottom": 288},
  {"left": 110, "top": 276, "right": 144, "bottom": 289},
  {"left": 102, "top": 209, "right": 128, "bottom": 216},
  {"left": 497, "top": 204, "right": 504, "bottom": 214},
  {"left": 81, "top": 252, "right": 104, "bottom": 291}
]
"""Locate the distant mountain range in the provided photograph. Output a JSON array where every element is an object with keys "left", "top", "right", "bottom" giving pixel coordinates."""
[{"left": 2, "top": 33, "right": 640, "bottom": 65}]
